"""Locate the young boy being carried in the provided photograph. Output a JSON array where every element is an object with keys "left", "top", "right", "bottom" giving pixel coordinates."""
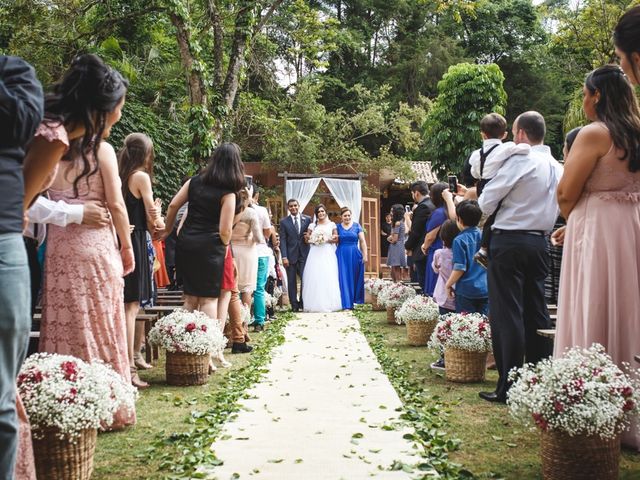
[
  {"left": 445, "top": 200, "right": 488, "bottom": 315},
  {"left": 470, "top": 113, "right": 530, "bottom": 268}
]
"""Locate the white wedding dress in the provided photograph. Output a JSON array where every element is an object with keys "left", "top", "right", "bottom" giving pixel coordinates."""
[{"left": 302, "top": 221, "right": 343, "bottom": 312}]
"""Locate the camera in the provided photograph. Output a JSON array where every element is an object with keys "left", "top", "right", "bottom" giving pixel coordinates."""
[{"left": 447, "top": 174, "right": 458, "bottom": 194}]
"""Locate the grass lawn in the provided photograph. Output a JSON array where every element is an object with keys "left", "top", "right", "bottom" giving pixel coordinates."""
[
  {"left": 92, "top": 328, "right": 269, "bottom": 480},
  {"left": 361, "top": 310, "right": 640, "bottom": 480}
]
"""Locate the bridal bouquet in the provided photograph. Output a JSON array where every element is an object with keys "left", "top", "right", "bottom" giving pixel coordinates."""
[
  {"left": 428, "top": 312, "right": 492, "bottom": 353},
  {"left": 507, "top": 343, "right": 640, "bottom": 439},
  {"left": 309, "top": 228, "right": 328, "bottom": 246},
  {"left": 17, "top": 353, "right": 137, "bottom": 439},
  {"left": 394, "top": 295, "right": 439, "bottom": 325},
  {"left": 377, "top": 282, "right": 417, "bottom": 309},
  {"left": 148, "top": 309, "right": 226, "bottom": 355}
]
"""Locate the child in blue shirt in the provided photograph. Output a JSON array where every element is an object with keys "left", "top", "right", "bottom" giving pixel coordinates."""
[{"left": 445, "top": 200, "right": 488, "bottom": 315}]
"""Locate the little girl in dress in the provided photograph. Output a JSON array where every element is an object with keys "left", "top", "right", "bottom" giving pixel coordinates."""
[{"left": 430, "top": 220, "right": 460, "bottom": 371}]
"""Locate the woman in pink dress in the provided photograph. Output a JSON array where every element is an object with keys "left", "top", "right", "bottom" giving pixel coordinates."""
[
  {"left": 37, "top": 54, "right": 136, "bottom": 429},
  {"left": 555, "top": 65, "right": 640, "bottom": 450}
]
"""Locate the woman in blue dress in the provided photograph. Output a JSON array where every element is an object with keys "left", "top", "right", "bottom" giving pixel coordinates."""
[
  {"left": 421, "top": 183, "right": 456, "bottom": 296},
  {"left": 336, "top": 206, "right": 368, "bottom": 309}
]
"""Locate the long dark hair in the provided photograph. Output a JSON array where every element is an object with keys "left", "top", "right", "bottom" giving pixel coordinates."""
[
  {"left": 201, "top": 142, "right": 245, "bottom": 192},
  {"left": 118, "top": 133, "right": 154, "bottom": 197},
  {"left": 430, "top": 182, "right": 448, "bottom": 209},
  {"left": 45, "top": 54, "right": 128, "bottom": 197},
  {"left": 391, "top": 204, "right": 404, "bottom": 224},
  {"left": 585, "top": 65, "right": 640, "bottom": 172},
  {"left": 614, "top": 6, "right": 640, "bottom": 82}
]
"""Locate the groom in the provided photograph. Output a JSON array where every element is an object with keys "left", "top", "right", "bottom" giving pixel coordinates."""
[{"left": 279, "top": 198, "right": 311, "bottom": 312}]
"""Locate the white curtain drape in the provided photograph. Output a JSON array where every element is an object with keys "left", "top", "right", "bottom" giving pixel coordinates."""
[
  {"left": 323, "top": 178, "right": 362, "bottom": 222},
  {"left": 285, "top": 178, "right": 322, "bottom": 213}
]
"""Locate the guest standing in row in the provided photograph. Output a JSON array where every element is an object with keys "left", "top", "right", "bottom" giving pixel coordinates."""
[
  {"left": 163, "top": 143, "right": 243, "bottom": 344},
  {"left": 477, "top": 111, "right": 563, "bottom": 404},
  {"left": 421, "top": 183, "right": 456, "bottom": 296},
  {"left": 336, "top": 206, "right": 368, "bottom": 309},
  {"left": 386, "top": 204, "right": 407, "bottom": 281},
  {"left": 555, "top": 65, "right": 640, "bottom": 450},
  {"left": 0, "top": 54, "right": 44, "bottom": 480},
  {"left": 38, "top": 54, "right": 136, "bottom": 428},
  {"left": 251, "top": 185, "right": 274, "bottom": 331},
  {"left": 404, "top": 181, "right": 434, "bottom": 290},
  {"left": 231, "top": 188, "right": 263, "bottom": 309},
  {"left": 118, "top": 133, "right": 164, "bottom": 388}
]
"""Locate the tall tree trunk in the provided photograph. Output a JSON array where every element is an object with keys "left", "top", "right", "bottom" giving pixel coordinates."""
[{"left": 206, "top": 0, "right": 224, "bottom": 89}]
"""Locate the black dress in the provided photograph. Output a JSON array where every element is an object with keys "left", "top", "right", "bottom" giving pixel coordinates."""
[
  {"left": 176, "top": 175, "right": 230, "bottom": 297},
  {"left": 123, "top": 187, "right": 152, "bottom": 303}
]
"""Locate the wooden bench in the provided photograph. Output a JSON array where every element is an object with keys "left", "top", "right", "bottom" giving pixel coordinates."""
[
  {"left": 155, "top": 297, "right": 184, "bottom": 306},
  {"left": 136, "top": 313, "right": 160, "bottom": 364},
  {"left": 635, "top": 355, "right": 640, "bottom": 364}
]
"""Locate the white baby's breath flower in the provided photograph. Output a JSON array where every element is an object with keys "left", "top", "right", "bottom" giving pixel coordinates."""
[
  {"left": 377, "top": 283, "right": 416, "bottom": 308},
  {"left": 17, "top": 353, "right": 137, "bottom": 440},
  {"left": 428, "top": 312, "right": 492, "bottom": 353},
  {"left": 507, "top": 344, "right": 640, "bottom": 439},
  {"left": 148, "top": 309, "right": 226, "bottom": 355},
  {"left": 395, "top": 295, "right": 440, "bottom": 325}
]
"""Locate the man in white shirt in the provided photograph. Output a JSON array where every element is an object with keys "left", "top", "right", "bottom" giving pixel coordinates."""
[
  {"left": 477, "top": 111, "right": 563, "bottom": 404},
  {"left": 251, "top": 185, "right": 275, "bottom": 331}
]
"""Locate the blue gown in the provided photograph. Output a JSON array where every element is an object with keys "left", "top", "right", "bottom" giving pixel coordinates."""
[
  {"left": 424, "top": 207, "right": 447, "bottom": 297},
  {"left": 336, "top": 223, "right": 365, "bottom": 309}
]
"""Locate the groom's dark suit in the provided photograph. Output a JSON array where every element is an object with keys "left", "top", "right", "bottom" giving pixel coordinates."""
[{"left": 279, "top": 213, "right": 312, "bottom": 311}]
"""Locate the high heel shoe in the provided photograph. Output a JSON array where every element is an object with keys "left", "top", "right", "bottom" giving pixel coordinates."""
[
  {"left": 134, "top": 352, "right": 153, "bottom": 370},
  {"left": 214, "top": 354, "right": 232, "bottom": 368},
  {"left": 208, "top": 361, "right": 217, "bottom": 374},
  {"left": 130, "top": 366, "right": 149, "bottom": 389}
]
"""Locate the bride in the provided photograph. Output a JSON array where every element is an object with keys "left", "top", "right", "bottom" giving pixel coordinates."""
[{"left": 302, "top": 204, "right": 343, "bottom": 312}]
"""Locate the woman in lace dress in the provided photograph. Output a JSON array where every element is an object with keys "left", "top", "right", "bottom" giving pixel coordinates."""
[
  {"left": 555, "top": 65, "right": 640, "bottom": 450},
  {"left": 302, "top": 204, "right": 342, "bottom": 312},
  {"left": 38, "top": 55, "right": 136, "bottom": 429}
]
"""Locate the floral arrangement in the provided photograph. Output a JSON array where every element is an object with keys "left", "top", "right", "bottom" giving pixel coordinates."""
[
  {"left": 377, "top": 282, "right": 417, "bottom": 308},
  {"left": 428, "top": 312, "right": 492, "bottom": 353},
  {"left": 395, "top": 295, "right": 439, "bottom": 325},
  {"left": 148, "top": 309, "right": 226, "bottom": 355},
  {"left": 17, "top": 353, "right": 137, "bottom": 440},
  {"left": 507, "top": 344, "right": 640, "bottom": 439},
  {"left": 365, "top": 278, "right": 392, "bottom": 296},
  {"left": 309, "top": 228, "right": 327, "bottom": 245}
]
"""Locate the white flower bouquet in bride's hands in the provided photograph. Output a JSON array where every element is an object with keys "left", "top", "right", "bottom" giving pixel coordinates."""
[
  {"left": 309, "top": 228, "right": 328, "bottom": 246},
  {"left": 148, "top": 309, "right": 226, "bottom": 355},
  {"left": 507, "top": 343, "right": 640, "bottom": 438},
  {"left": 17, "top": 353, "right": 137, "bottom": 440}
]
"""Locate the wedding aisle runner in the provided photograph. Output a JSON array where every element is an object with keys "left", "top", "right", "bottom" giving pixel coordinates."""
[{"left": 206, "top": 312, "right": 418, "bottom": 479}]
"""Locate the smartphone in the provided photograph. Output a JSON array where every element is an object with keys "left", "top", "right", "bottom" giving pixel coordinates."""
[
  {"left": 245, "top": 175, "right": 253, "bottom": 188},
  {"left": 405, "top": 205, "right": 411, "bottom": 213},
  {"left": 447, "top": 175, "right": 458, "bottom": 193}
]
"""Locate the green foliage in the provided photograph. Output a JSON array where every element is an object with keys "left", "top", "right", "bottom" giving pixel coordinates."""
[
  {"left": 231, "top": 80, "right": 428, "bottom": 178},
  {"left": 109, "top": 100, "right": 192, "bottom": 206},
  {"left": 423, "top": 63, "right": 507, "bottom": 175}
]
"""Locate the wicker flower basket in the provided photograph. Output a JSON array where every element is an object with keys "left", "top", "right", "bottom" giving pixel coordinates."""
[
  {"left": 386, "top": 306, "right": 397, "bottom": 325},
  {"left": 406, "top": 319, "right": 437, "bottom": 346},
  {"left": 365, "top": 290, "right": 374, "bottom": 305},
  {"left": 165, "top": 351, "right": 210, "bottom": 386},
  {"left": 371, "top": 295, "right": 385, "bottom": 311},
  {"left": 540, "top": 430, "right": 620, "bottom": 480},
  {"left": 444, "top": 348, "right": 488, "bottom": 383},
  {"left": 33, "top": 428, "right": 97, "bottom": 480}
]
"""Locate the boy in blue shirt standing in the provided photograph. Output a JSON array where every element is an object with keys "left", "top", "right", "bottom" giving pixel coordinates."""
[{"left": 445, "top": 200, "right": 488, "bottom": 315}]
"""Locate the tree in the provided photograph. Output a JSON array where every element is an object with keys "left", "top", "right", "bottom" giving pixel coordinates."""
[{"left": 422, "top": 63, "right": 507, "bottom": 175}]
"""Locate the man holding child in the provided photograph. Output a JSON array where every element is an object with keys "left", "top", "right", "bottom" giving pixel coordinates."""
[{"left": 477, "top": 111, "right": 563, "bottom": 403}]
